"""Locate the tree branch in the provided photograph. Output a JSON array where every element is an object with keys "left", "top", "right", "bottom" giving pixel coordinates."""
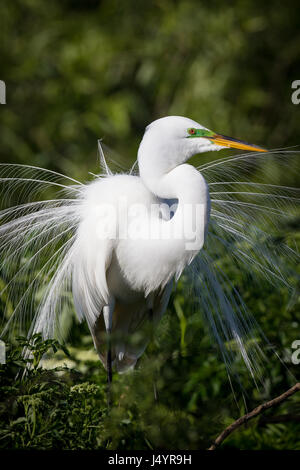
[{"left": 208, "top": 382, "right": 300, "bottom": 450}]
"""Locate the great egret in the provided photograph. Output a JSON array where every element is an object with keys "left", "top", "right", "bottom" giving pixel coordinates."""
[
  {"left": 73, "top": 116, "right": 266, "bottom": 382},
  {"left": 0, "top": 116, "right": 298, "bottom": 391}
]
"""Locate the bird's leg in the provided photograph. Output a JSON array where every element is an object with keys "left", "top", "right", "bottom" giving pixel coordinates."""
[
  {"left": 149, "top": 308, "right": 159, "bottom": 403},
  {"left": 106, "top": 327, "right": 112, "bottom": 408},
  {"left": 103, "top": 304, "right": 114, "bottom": 408}
]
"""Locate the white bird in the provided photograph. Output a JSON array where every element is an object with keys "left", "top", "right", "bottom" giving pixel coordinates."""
[
  {"left": 1, "top": 115, "right": 298, "bottom": 392},
  {"left": 71, "top": 116, "right": 266, "bottom": 383}
]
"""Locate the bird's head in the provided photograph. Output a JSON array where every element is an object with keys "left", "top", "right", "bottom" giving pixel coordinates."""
[
  {"left": 138, "top": 115, "right": 266, "bottom": 195},
  {"left": 140, "top": 115, "right": 266, "bottom": 162}
]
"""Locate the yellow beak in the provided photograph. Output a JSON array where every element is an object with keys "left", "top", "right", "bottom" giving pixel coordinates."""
[{"left": 210, "top": 134, "right": 267, "bottom": 152}]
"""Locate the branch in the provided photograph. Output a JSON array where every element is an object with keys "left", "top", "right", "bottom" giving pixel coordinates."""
[{"left": 208, "top": 382, "right": 300, "bottom": 450}]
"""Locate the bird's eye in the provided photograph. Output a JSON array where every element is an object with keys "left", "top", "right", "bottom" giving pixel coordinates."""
[{"left": 188, "top": 128, "right": 196, "bottom": 135}]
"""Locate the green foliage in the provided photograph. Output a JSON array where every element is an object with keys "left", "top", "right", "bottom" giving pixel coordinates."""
[
  {"left": 0, "top": 295, "right": 299, "bottom": 451},
  {"left": 1, "top": 0, "right": 300, "bottom": 183},
  {"left": 0, "top": 335, "right": 108, "bottom": 449}
]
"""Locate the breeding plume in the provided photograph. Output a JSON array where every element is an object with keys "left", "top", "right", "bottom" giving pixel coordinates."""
[{"left": 0, "top": 116, "right": 299, "bottom": 386}]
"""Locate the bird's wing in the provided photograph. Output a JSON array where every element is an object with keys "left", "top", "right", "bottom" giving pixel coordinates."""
[{"left": 72, "top": 236, "right": 114, "bottom": 332}]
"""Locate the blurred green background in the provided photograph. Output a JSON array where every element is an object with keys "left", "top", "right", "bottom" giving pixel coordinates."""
[
  {"left": 0, "top": 0, "right": 300, "bottom": 450},
  {"left": 1, "top": 0, "right": 300, "bottom": 177}
]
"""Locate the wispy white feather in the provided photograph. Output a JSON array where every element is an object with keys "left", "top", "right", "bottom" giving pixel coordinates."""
[{"left": 0, "top": 147, "right": 298, "bottom": 383}]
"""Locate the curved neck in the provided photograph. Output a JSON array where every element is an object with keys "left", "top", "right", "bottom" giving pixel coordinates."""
[
  {"left": 158, "top": 164, "right": 208, "bottom": 203},
  {"left": 137, "top": 132, "right": 210, "bottom": 254},
  {"left": 138, "top": 130, "right": 193, "bottom": 197},
  {"left": 139, "top": 159, "right": 210, "bottom": 253}
]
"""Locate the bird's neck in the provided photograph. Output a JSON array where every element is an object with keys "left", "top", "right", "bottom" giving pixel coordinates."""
[
  {"left": 139, "top": 147, "right": 210, "bottom": 253},
  {"left": 138, "top": 132, "right": 192, "bottom": 197},
  {"left": 157, "top": 164, "right": 208, "bottom": 204},
  {"left": 138, "top": 141, "right": 208, "bottom": 205}
]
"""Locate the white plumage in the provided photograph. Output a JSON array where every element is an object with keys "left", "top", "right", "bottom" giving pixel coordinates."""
[
  {"left": 1, "top": 115, "right": 298, "bottom": 384},
  {"left": 72, "top": 117, "right": 212, "bottom": 371}
]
